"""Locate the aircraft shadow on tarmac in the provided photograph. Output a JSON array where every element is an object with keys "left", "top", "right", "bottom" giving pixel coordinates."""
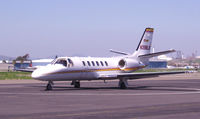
[{"left": 32, "top": 85, "right": 198, "bottom": 92}]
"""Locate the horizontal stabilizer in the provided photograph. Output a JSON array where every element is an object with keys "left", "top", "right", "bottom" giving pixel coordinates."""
[
  {"left": 110, "top": 49, "right": 129, "bottom": 55},
  {"left": 138, "top": 49, "right": 175, "bottom": 58}
]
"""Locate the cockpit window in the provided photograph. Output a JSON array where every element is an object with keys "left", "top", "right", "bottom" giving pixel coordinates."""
[
  {"left": 55, "top": 59, "right": 67, "bottom": 67},
  {"left": 53, "top": 58, "right": 74, "bottom": 68},
  {"left": 67, "top": 58, "right": 74, "bottom": 67}
]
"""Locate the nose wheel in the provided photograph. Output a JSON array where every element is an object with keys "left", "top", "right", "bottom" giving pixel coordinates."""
[{"left": 46, "top": 81, "right": 53, "bottom": 90}]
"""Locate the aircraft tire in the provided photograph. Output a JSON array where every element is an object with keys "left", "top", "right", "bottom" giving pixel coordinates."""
[
  {"left": 74, "top": 82, "right": 80, "bottom": 88},
  {"left": 120, "top": 82, "right": 127, "bottom": 89},
  {"left": 46, "top": 83, "right": 52, "bottom": 90}
]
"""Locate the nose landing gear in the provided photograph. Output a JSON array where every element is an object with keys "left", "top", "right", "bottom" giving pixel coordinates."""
[{"left": 46, "top": 81, "right": 54, "bottom": 91}]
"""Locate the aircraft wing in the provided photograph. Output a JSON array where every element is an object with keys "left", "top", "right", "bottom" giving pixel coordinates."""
[{"left": 98, "top": 71, "right": 186, "bottom": 80}]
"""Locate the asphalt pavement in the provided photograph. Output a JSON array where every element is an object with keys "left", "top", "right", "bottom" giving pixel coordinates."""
[{"left": 0, "top": 73, "right": 200, "bottom": 119}]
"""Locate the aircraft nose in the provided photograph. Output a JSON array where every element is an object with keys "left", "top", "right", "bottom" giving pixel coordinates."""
[
  {"left": 31, "top": 68, "right": 47, "bottom": 80},
  {"left": 31, "top": 65, "right": 61, "bottom": 80},
  {"left": 31, "top": 66, "right": 53, "bottom": 80},
  {"left": 31, "top": 70, "right": 42, "bottom": 80}
]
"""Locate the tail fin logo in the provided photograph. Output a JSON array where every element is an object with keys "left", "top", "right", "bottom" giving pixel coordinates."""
[
  {"left": 144, "top": 39, "right": 149, "bottom": 42},
  {"left": 140, "top": 45, "right": 151, "bottom": 50}
]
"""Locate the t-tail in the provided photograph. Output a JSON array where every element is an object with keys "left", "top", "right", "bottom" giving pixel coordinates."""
[
  {"left": 110, "top": 27, "right": 175, "bottom": 63},
  {"left": 132, "top": 28, "right": 154, "bottom": 57},
  {"left": 132, "top": 28, "right": 175, "bottom": 64}
]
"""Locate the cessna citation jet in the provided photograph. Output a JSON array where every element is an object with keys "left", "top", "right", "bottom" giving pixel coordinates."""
[{"left": 32, "top": 28, "right": 185, "bottom": 90}]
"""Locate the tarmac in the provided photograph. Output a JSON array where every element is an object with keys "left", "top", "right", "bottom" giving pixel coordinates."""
[{"left": 0, "top": 73, "right": 200, "bottom": 119}]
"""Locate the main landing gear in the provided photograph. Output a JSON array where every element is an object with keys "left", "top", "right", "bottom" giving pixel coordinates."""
[
  {"left": 45, "top": 80, "right": 127, "bottom": 90},
  {"left": 71, "top": 80, "right": 80, "bottom": 88},
  {"left": 46, "top": 81, "right": 54, "bottom": 91},
  {"left": 118, "top": 79, "right": 128, "bottom": 89}
]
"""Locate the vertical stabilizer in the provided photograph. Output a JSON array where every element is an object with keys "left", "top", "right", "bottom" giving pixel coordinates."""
[{"left": 133, "top": 28, "right": 154, "bottom": 56}]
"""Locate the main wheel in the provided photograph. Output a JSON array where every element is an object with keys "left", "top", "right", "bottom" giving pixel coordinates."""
[
  {"left": 120, "top": 82, "right": 127, "bottom": 89},
  {"left": 74, "top": 81, "right": 80, "bottom": 88}
]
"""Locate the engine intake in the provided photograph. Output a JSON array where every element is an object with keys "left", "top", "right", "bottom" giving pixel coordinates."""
[
  {"left": 118, "top": 59, "right": 126, "bottom": 69},
  {"left": 118, "top": 58, "right": 143, "bottom": 72}
]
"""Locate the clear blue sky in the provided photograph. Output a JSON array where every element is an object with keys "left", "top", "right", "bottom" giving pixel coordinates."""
[{"left": 0, "top": 0, "right": 200, "bottom": 58}]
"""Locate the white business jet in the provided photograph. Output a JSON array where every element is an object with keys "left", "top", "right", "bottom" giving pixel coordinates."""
[{"left": 32, "top": 28, "right": 184, "bottom": 90}]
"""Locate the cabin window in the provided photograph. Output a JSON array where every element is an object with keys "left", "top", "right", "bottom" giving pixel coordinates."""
[
  {"left": 87, "top": 61, "right": 91, "bottom": 66},
  {"left": 105, "top": 61, "right": 108, "bottom": 66},
  {"left": 100, "top": 61, "right": 104, "bottom": 66},
  {"left": 92, "top": 61, "right": 95, "bottom": 66},
  {"left": 96, "top": 61, "right": 99, "bottom": 66},
  {"left": 82, "top": 61, "right": 86, "bottom": 66}
]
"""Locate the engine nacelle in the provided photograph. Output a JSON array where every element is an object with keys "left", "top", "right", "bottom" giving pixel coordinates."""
[{"left": 118, "top": 58, "right": 144, "bottom": 72}]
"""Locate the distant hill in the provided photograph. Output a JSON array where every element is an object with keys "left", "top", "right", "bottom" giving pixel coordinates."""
[{"left": 0, "top": 55, "right": 15, "bottom": 60}]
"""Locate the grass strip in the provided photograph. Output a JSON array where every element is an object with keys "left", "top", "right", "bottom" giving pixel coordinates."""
[{"left": 0, "top": 72, "right": 32, "bottom": 80}]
